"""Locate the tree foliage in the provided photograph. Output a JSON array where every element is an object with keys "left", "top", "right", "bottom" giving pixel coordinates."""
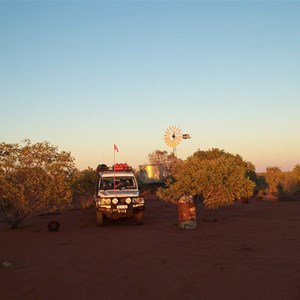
[
  {"left": 292, "top": 165, "right": 300, "bottom": 199},
  {"left": 72, "top": 167, "right": 97, "bottom": 208},
  {"left": 261, "top": 165, "right": 300, "bottom": 200},
  {"left": 157, "top": 148, "right": 255, "bottom": 209},
  {"left": 147, "top": 149, "right": 180, "bottom": 178},
  {"left": 0, "top": 140, "right": 77, "bottom": 228},
  {"left": 264, "top": 166, "right": 282, "bottom": 194},
  {"left": 148, "top": 150, "right": 176, "bottom": 165},
  {"left": 293, "top": 164, "right": 300, "bottom": 182}
]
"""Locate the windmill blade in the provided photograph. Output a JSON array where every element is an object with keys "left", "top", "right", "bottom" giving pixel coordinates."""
[{"left": 164, "top": 125, "right": 182, "bottom": 148}]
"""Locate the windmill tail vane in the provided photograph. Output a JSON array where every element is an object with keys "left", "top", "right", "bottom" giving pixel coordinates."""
[{"left": 182, "top": 133, "right": 191, "bottom": 139}]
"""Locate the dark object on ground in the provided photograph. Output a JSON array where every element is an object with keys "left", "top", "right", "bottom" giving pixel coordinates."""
[{"left": 48, "top": 220, "right": 60, "bottom": 232}]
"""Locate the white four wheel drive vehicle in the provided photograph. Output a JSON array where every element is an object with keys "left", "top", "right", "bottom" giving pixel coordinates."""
[{"left": 94, "top": 163, "right": 145, "bottom": 226}]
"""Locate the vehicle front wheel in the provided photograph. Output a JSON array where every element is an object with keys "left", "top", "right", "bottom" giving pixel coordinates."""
[
  {"left": 96, "top": 211, "right": 104, "bottom": 226},
  {"left": 134, "top": 211, "right": 143, "bottom": 225}
]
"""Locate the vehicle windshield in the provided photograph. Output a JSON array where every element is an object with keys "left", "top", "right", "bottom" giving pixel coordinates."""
[{"left": 100, "top": 177, "right": 136, "bottom": 190}]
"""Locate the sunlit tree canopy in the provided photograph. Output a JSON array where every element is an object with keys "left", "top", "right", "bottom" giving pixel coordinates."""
[
  {"left": 0, "top": 139, "right": 77, "bottom": 228},
  {"left": 157, "top": 148, "right": 255, "bottom": 209}
]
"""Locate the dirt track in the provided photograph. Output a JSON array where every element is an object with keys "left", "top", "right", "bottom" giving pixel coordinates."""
[{"left": 1, "top": 195, "right": 300, "bottom": 299}]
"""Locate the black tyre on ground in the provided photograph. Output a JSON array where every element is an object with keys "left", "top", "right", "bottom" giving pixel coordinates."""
[
  {"left": 96, "top": 211, "right": 104, "bottom": 226},
  {"left": 134, "top": 211, "right": 143, "bottom": 225}
]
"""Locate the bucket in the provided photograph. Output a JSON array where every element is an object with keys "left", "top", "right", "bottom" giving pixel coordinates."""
[{"left": 177, "top": 195, "right": 197, "bottom": 229}]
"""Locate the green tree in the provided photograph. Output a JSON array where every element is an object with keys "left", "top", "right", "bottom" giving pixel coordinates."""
[
  {"left": 292, "top": 165, "right": 300, "bottom": 199},
  {"left": 157, "top": 148, "right": 255, "bottom": 209},
  {"left": 0, "top": 140, "right": 77, "bottom": 229},
  {"left": 293, "top": 164, "right": 300, "bottom": 179},
  {"left": 255, "top": 175, "right": 268, "bottom": 199},
  {"left": 72, "top": 167, "right": 97, "bottom": 208},
  {"left": 264, "top": 166, "right": 282, "bottom": 194},
  {"left": 147, "top": 149, "right": 180, "bottom": 177},
  {"left": 148, "top": 149, "right": 177, "bottom": 164}
]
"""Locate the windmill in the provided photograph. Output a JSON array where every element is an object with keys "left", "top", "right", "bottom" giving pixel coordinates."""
[{"left": 164, "top": 125, "right": 191, "bottom": 157}]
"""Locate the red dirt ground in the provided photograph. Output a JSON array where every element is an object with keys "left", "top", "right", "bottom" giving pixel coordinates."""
[{"left": 1, "top": 195, "right": 300, "bottom": 300}]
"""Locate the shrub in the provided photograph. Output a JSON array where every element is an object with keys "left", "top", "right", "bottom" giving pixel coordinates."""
[{"left": 0, "top": 140, "right": 77, "bottom": 229}]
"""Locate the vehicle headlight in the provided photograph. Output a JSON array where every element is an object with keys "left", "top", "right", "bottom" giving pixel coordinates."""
[
  {"left": 125, "top": 197, "right": 132, "bottom": 204},
  {"left": 100, "top": 198, "right": 111, "bottom": 205},
  {"left": 112, "top": 198, "right": 118, "bottom": 205},
  {"left": 133, "top": 197, "right": 144, "bottom": 204},
  {"left": 104, "top": 198, "right": 111, "bottom": 204}
]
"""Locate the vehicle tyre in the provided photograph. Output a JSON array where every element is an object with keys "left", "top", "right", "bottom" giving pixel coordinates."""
[
  {"left": 134, "top": 211, "right": 143, "bottom": 225},
  {"left": 96, "top": 211, "right": 104, "bottom": 226}
]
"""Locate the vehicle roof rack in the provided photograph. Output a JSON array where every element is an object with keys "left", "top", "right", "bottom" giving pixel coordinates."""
[{"left": 96, "top": 163, "right": 133, "bottom": 173}]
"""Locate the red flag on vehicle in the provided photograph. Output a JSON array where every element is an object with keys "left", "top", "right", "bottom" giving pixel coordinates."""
[{"left": 114, "top": 144, "right": 119, "bottom": 152}]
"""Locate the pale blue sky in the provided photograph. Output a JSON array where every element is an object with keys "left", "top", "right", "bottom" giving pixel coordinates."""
[{"left": 1, "top": 1, "right": 299, "bottom": 172}]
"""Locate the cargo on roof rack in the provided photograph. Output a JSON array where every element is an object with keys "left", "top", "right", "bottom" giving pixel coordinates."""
[
  {"left": 113, "top": 163, "right": 132, "bottom": 171},
  {"left": 96, "top": 164, "right": 109, "bottom": 173}
]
